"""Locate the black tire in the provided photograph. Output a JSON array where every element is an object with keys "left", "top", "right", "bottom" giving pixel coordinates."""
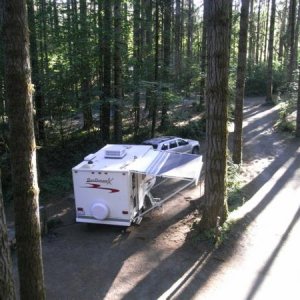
[{"left": 192, "top": 147, "right": 200, "bottom": 154}]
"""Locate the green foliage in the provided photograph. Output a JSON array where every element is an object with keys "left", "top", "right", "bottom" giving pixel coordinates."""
[
  {"left": 40, "top": 174, "right": 72, "bottom": 201},
  {"left": 165, "top": 118, "right": 205, "bottom": 140},
  {"left": 275, "top": 101, "right": 296, "bottom": 133},
  {"left": 245, "top": 63, "right": 285, "bottom": 96},
  {"left": 275, "top": 75, "right": 298, "bottom": 133},
  {"left": 190, "top": 218, "right": 236, "bottom": 248},
  {"left": 37, "top": 130, "right": 102, "bottom": 202},
  {"left": 227, "top": 154, "right": 246, "bottom": 211}
]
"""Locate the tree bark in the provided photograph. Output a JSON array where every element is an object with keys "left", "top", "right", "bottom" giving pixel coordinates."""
[
  {"left": 278, "top": 0, "right": 288, "bottom": 65},
  {"left": 80, "top": 0, "right": 93, "bottom": 130},
  {"left": 113, "top": 0, "right": 123, "bottom": 143},
  {"left": 263, "top": 0, "right": 270, "bottom": 62},
  {"left": 287, "top": 0, "right": 297, "bottom": 82},
  {"left": 151, "top": 0, "right": 159, "bottom": 137},
  {"left": 27, "top": 0, "right": 46, "bottom": 142},
  {"left": 248, "top": 0, "right": 255, "bottom": 71},
  {"left": 101, "top": 0, "right": 112, "bottom": 144},
  {"left": 233, "top": 0, "right": 250, "bottom": 165},
  {"left": 0, "top": 172, "right": 16, "bottom": 300},
  {"left": 174, "top": 0, "right": 181, "bottom": 85},
  {"left": 199, "top": 0, "right": 208, "bottom": 111},
  {"left": 255, "top": 0, "right": 262, "bottom": 64},
  {"left": 296, "top": 66, "right": 300, "bottom": 137},
  {"left": 144, "top": 0, "right": 153, "bottom": 115},
  {"left": 160, "top": 0, "right": 171, "bottom": 129},
  {"left": 3, "top": 0, "right": 46, "bottom": 298},
  {"left": 199, "top": 0, "right": 230, "bottom": 231},
  {"left": 294, "top": 0, "right": 300, "bottom": 63},
  {"left": 265, "top": 0, "right": 276, "bottom": 105},
  {"left": 133, "top": 0, "right": 141, "bottom": 140}
]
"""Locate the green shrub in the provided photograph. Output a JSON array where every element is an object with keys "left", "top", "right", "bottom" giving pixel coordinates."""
[
  {"left": 165, "top": 118, "right": 206, "bottom": 140},
  {"left": 227, "top": 154, "right": 246, "bottom": 211},
  {"left": 245, "top": 63, "right": 285, "bottom": 96}
]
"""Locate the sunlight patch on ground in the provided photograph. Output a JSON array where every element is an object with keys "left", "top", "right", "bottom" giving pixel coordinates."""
[
  {"left": 229, "top": 153, "right": 299, "bottom": 222},
  {"left": 157, "top": 252, "right": 212, "bottom": 300},
  {"left": 175, "top": 115, "right": 201, "bottom": 127},
  {"left": 105, "top": 205, "right": 197, "bottom": 299}
]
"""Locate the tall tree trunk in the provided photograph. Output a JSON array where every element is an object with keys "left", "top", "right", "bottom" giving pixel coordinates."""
[
  {"left": 52, "top": 0, "right": 59, "bottom": 40},
  {"left": 198, "top": 0, "right": 230, "bottom": 231},
  {"left": 233, "top": 0, "right": 250, "bottom": 165},
  {"left": 186, "top": 0, "right": 193, "bottom": 60},
  {"left": 27, "top": 0, "right": 46, "bottom": 142},
  {"left": 144, "top": 0, "right": 153, "bottom": 117},
  {"left": 3, "top": 0, "right": 45, "bottom": 298},
  {"left": 39, "top": 0, "right": 49, "bottom": 83},
  {"left": 97, "top": 0, "right": 103, "bottom": 97},
  {"left": 199, "top": 0, "right": 208, "bottom": 110},
  {"left": 151, "top": 0, "right": 159, "bottom": 137},
  {"left": 255, "top": 0, "right": 262, "bottom": 64},
  {"left": 80, "top": 0, "right": 93, "bottom": 130},
  {"left": 101, "top": 0, "right": 112, "bottom": 144},
  {"left": 0, "top": 2, "right": 4, "bottom": 124},
  {"left": 296, "top": 66, "right": 300, "bottom": 137},
  {"left": 185, "top": 0, "right": 194, "bottom": 98},
  {"left": 265, "top": 0, "right": 276, "bottom": 105},
  {"left": 263, "top": 0, "right": 270, "bottom": 62},
  {"left": 248, "top": 0, "right": 255, "bottom": 71},
  {"left": 174, "top": 0, "right": 181, "bottom": 85},
  {"left": 160, "top": 0, "right": 171, "bottom": 129},
  {"left": 69, "top": 0, "right": 80, "bottom": 107},
  {"left": 279, "top": 0, "right": 288, "bottom": 65},
  {"left": 0, "top": 172, "right": 16, "bottom": 300},
  {"left": 287, "top": 0, "right": 297, "bottom": 82},
  {"left": 228, "top": 0, "right": 233, "bottom": 59},
  {"left": 294, "top": 0, "right": 300, "bottom": 63},
  {"left": 133, "top": 0, "right": 141, "bottom": 140},
  {"left": 113, "top": 0, "right": 123, "bottom": 143}
]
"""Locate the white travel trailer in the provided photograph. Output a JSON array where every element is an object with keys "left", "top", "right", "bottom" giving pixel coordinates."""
[{"left": 72, "top": 144, "right": 203, "bottom": 226}]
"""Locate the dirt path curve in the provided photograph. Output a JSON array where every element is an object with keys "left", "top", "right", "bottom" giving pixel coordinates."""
[
  {"left": 191, "top": 97, "right": 300, "bottom": 300},
  {"left": 13, "top": 97, "right": 300, "bottom": 299}
]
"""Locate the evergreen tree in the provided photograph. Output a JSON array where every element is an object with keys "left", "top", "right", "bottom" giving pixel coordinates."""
[
  {"left": 233, "top": 0, "right": 250, "bottom": 165},
  {"left": 198, "top": 0, "right": 231, "bottom": 231},
  {"left": 3, "top": 0, "right": 45, "bottom": 298},
  {"left": 265, "top": 0, "right": 276, "bottom": 105},
  {"left": 0, "top": 172, "right": 16, "bottom": 300}
]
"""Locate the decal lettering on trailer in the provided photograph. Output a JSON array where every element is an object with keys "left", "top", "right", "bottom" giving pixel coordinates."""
[
  {"left": 82, "top": 182, "right": 120, "bottom": 193},
  {"left": 86, "top": 177, "right": 114, "bottom": 185}
]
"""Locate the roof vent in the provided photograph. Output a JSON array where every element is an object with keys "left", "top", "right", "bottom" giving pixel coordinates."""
[{"left": 104, "top": 145, "right": 127, "bottom": 159}]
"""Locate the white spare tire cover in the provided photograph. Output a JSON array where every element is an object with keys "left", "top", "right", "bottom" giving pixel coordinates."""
[{"left": 91, "top": 203, "right": 109, "bottom": 220}]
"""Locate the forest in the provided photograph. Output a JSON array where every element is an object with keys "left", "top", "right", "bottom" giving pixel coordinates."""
[
  {"left": 0, "top": 0, "right": 298, "bottom": 205},
  {"left": 0, "top": 0, "right": 300, "bottom": 298}
]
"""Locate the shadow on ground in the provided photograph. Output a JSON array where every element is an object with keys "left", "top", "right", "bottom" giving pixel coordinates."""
[
  {"left": 121, "top": 141, "right": 300, "bottom": 299},
  {"left": 39, "top": 97, "right": 300, "bottom": 299}
]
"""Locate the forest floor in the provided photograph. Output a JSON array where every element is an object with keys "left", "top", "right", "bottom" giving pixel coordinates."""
[{"left": 9, "top": 97, "right": 300, "bottom": 299}]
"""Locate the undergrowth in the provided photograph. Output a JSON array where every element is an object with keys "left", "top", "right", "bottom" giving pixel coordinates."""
[
  {"left": 190, "top": 218, "right": 237, "bottom": 249},
  {"left": 227, "top": 155, "right": 246, "bottom": 211}
]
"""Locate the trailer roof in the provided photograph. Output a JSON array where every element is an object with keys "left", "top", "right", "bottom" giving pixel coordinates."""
[
  {"left": 73, "top": 144, "right": 155, "bottom": 172},
  {"left": 73, "top": 144, "right": 202, "bottom": 183}
]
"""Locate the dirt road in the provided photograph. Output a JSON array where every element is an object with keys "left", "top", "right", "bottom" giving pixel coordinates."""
[{"left": 12, "top": 97, "right": 300, "bottom": 299}]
